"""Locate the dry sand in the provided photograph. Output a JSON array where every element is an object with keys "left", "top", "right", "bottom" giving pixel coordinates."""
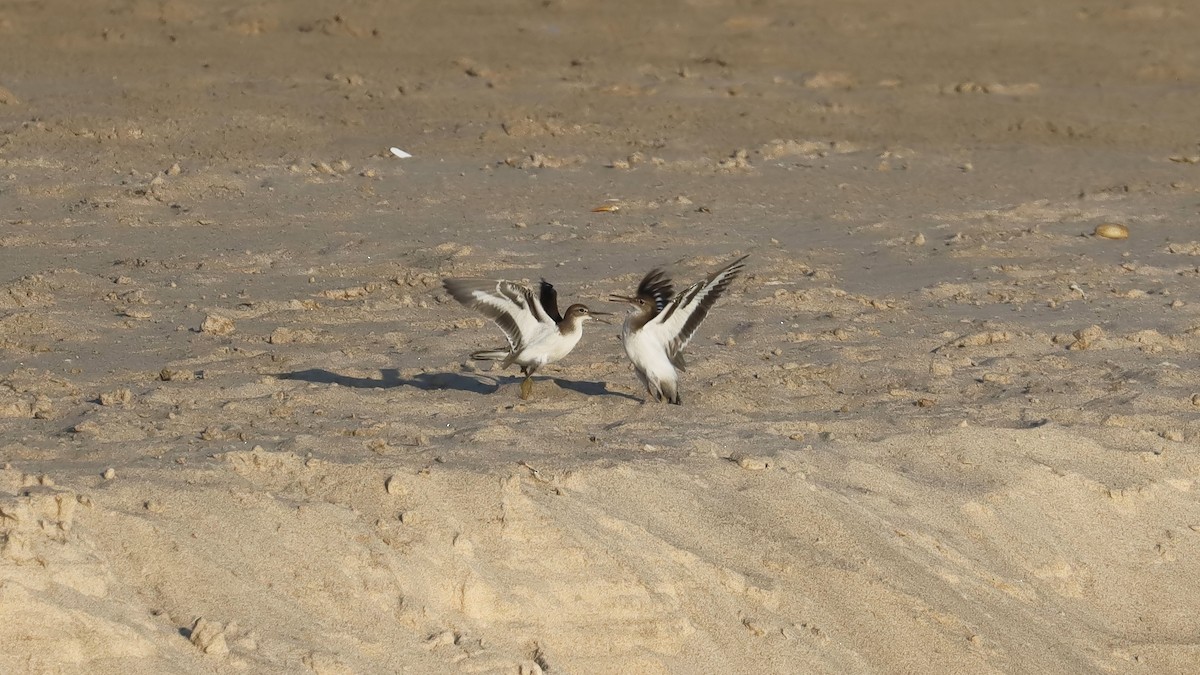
[{"left": 3, "top": 1, "right": 1200, "bottom": 673}]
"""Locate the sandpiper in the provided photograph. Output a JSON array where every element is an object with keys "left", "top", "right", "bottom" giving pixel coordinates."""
[
  {"left": 610, "top": 255, "right": 748, "bottom": 404},
  {"left": 443, "top": 277, "right": 610, "bottom": 400}
]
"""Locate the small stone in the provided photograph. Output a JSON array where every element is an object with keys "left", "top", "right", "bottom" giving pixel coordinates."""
[
  {"left": 0, "top": 85, "right": 20, "bottom": 105},
  {"left": 201, "top": 314, "right": 235, "bottom": 335},
  {"left": 1068, "top": 325, "right": 1105, "bottom": 351},
  {"left": 32, "top": 396, "right": 53, "bottom": 419},
  {"left": 733, "top": 454, "right": 771, "bottom": 470},
  {"left": 102, "top": 468, "right": 116, "bottom": 480},
  {"left": 159, "top": 368, "right": 195, "bottom": 381},
  {"left": 385, "top": 474, "right": 405, "bottom": 495},
  {"left": 1094, "top": 223, "right": 1129, "bottom": 240},
  {"left": 190, "top": 618, "right": 230, "bottom": 655},
  {"left": 99, "top": 388, "right": 133, "bottom": 406}
]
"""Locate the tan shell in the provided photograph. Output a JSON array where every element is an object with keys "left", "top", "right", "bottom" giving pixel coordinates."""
[{"left": 1094, "top": 223, "right": 1129, "bottom": 240}]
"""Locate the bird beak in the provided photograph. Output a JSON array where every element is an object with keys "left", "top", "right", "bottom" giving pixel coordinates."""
[
  {"left": 589, "top": 310, "right": 614, "bottom": 324},
  {"left": 609, "top": 294, "right": 638, "bottom": 304}
]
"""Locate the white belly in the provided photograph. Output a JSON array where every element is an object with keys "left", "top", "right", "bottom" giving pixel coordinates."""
[
  {"left": 622, "top": 326, "right": 677, "bottom": 382},
  {"left": 518, "top": 326, "right": 582, "bottom": 367}
]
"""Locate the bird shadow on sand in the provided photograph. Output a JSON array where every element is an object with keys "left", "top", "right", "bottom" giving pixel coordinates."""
[
  {"left": 276, "top": 368, "right": 639, "bottom": 400},
  {"left": 549, "top": 377, "right": 641, "bottom": 401}
]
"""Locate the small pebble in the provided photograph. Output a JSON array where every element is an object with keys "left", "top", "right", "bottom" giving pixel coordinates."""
[
  {"left": 1094, "top": 223, "right": 1129, "bottom": 240},
  {"left": 159, "top": 368, "right": 195, "bottom": 382},
  {"left": 733, "top": 454, "right": 771, "bottom": 470},
  {"left": 99, "top": 388, "right": 133, "bottom": 406},
  {"left": 200, "top": 314, "right": 235, "bottom": 335},
  {"left": 385, "top": 474, "right": 404, "bottom": 495}
]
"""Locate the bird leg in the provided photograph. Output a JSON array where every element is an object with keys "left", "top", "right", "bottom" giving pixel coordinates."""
[{"left": 519, "top": 368, "right": 534, "bottom": 400}]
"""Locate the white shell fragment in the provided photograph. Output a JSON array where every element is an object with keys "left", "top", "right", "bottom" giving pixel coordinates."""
[
  {"left": 1094, "top": 223, "right": 1129, "bottom": 240},
  {"left": 389, "top": 147, "right": 413, "bottom": 159}
]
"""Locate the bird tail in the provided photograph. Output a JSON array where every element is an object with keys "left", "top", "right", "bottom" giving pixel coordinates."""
[{"left": 470, "top": 349, "right": 510, "bottom": 361}]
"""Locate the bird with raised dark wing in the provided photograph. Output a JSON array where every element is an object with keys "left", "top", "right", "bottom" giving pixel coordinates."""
[
  {"left": 443, "top": 278, "right": 609, "bottom": 399},
  {"left": 610, "top": 255, "right": 748, "bottom": 404}
]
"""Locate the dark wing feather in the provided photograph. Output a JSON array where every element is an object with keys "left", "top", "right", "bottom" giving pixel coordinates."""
[
  {"left": 442, "top": 278, "right": 552, "bottom": 352},
  {"left": 635, "top": 269, "right": 675, "bottom": 317},
  {"left": 649, "top": 255, "right": 748, "bottom": 358},
  {"left": 538, "top": 279, "right": 563, "bottom": 324}
]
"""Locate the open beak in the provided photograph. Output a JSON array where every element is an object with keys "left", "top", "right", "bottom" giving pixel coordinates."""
[
  {"left": 589, "top": 310, "right": 614, "bottom": 325},
  {"left": 609, "top": 294, "right": 638, "bottom": 304}
]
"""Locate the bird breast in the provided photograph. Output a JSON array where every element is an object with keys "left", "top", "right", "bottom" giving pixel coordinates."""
[
  {"left": 620, "top": 325, "right": 676, "bottom": 377},
  {"left": 523, "top": 324, "right": 583, "bottom": 365}
]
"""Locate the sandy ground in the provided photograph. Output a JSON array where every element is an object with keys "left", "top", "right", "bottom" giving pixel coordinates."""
[{"left": 4, "top": 1, "right": 1200, "bottom": 673}]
